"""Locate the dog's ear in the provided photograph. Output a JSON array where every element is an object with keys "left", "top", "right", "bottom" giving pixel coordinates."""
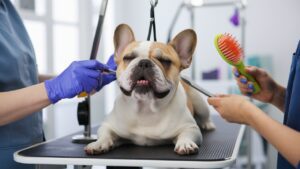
[
  {"left": 114, "top": 24, "right": 135, "bottom": 60},
  {"left": 169, "top": 29, "right": 197, "bottom": 70}
]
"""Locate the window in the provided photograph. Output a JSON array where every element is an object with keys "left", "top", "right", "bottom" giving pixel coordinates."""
[
  {"left": 53, "top": 0, "right": 78, "bottom": 23},
  {"left": 53, "top": 25, "right": 79, "bottom": 74},
  {"left": 14, "top": 0, "right": 114, "bottom": 140},
  {"left": 23, "top": 20, "right": 47, "bottom": 73},
  {"left": 52, "top": 0, "right": 80, "bottom": 74},
  {"left": 13, "top": 0, "right": 46, "bottom": 16},
  {"left": 13, "top": 0, "right": 94, "bottom": 139},
  {"left": 14, "top": 0, "right": 81, "bottom": 74}
]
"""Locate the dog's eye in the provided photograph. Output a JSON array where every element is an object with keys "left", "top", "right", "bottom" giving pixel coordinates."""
[
  {"left": 157, "top": 57, "right": 172, "bottom": 67},
  {"left": 123, "top": 55, "right": 136, "bottom": 62}
]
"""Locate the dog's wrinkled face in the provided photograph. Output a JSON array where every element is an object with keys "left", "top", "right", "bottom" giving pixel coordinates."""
[
  {"left": 113, "top": 24, "right": 197, "bottom": 100},
  {"left": 118, "top": 42, "right": 173, "bottom": 99}
]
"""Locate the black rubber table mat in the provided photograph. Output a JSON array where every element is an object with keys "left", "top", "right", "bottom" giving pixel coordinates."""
[{"left": 19, "top": 115, "right": 241, "bottom": 161}]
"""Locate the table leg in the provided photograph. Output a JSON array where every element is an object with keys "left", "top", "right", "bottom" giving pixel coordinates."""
[
  {"left": 106, "top": 167, "right": 142, "bottom": 169},
  {"left": 36, "top": 165, "right": 67, "bottom": 169},
  {"left": 246, "top": 126, "right": 252, "bottom": 169},
  {"left": 74, "top": 165, "right": 92, "bottom": 169}
]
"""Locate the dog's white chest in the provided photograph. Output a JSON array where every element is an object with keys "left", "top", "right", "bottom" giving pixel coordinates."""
[{"left": 114, "top": 104, "right": 173, "bottom": 145}]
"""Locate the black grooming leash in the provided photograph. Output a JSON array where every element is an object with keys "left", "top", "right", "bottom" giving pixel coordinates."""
[
  {"left": 147, "top": 0, "right": 158, "bottom": 41},
  {"left": 146, "top": 0, "right": 213, "bottom": 97}
]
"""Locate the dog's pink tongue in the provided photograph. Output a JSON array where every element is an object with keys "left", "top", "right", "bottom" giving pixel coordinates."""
[{"left": 137, "top": 80, "right": 149, "bottom": 86}]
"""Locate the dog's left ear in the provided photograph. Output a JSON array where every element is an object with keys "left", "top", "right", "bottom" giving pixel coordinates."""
[
  {"left": 114, "top": 24, "right": 135, "bottom": 60},
  {"left": 169, "top": 29, "right": 197, "bottom": 70}
]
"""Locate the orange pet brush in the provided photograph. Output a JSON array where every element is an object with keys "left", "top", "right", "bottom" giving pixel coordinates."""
[{"left": 214, "top": 33, "right": 261, "bottom": 94}]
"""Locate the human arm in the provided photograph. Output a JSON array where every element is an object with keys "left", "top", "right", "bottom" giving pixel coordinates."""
[
  {"left": 233, "top": 66, "right": 286, "bottom": 112},
  {"left": 0, "top": 83, "right": 50, "bottom": 126},
  {"left": 208, "top": 95, "right": 300, "bottom": 167},
  {"left": 0, "top": 57, "right": 116, "bottom": 126},
  {"left": 38, "top": 74, "right": 54, "bottom": 82}
]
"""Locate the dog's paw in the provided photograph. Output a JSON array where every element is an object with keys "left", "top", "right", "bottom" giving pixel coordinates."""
[
  {"left": 200, "top": 121, "right": 216, "bottom": 131},
  {"left": 84, "top": 139, "right": 114, "bottom": 155},
  {"left": 174, "top": 139, "right": 199, "bottom": 155}
]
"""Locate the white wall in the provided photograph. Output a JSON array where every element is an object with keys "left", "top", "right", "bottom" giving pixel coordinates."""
[{"left": 246, "top": 0, "right": 300, "bottom": 86}]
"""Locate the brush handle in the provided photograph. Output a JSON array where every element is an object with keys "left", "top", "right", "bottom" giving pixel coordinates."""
[{"left": 236, "top": 63, "right": 261, "bottom": 94}]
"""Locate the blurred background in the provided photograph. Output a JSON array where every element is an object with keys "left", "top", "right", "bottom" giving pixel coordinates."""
[{"left": 11, "top": 0, "right": 300, "bottom": 168}]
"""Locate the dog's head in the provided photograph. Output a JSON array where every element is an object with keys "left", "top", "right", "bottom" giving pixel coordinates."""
[{"left": 113, "top": 24, "right": 197, "bottom": 100}]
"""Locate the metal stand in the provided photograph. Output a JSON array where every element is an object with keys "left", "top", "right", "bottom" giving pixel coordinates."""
[
  {"left": 72, "top": 0, "right": 108, "bottom": 144},
  {"left": 72, "top": 98, "right": 97, "bottom": 144},
  {"left": 246, "top": 99, "right": 253, "bottom": 169},
  {"left": 106, "top": 167, "right": 142, "bottom": 169},
  {"left": 74, "top": 166, "right": 92, "bottom": 169},
  {"left": 166, "top": 0, "right": 247, "bottom": 80}
]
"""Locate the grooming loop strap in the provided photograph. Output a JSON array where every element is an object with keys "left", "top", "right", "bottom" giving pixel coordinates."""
[{"left": 147, "top": 0, "right": 158, "bottom": 41}]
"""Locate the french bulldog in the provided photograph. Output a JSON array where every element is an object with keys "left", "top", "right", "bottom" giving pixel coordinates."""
[{"left": 85, "top": 24, "right": 215, "bottom": 155}]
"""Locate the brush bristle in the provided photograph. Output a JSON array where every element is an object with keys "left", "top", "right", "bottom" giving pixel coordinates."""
[{"left": 218, "top": 33, "right": 243, "bottom": 63}]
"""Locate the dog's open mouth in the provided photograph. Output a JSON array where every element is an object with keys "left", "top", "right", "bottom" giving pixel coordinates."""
[
  {"left": 136, "top": 76, "right": 150, "bottom": 86},
  {"left": 133, "top": 75, "right": 152, "bottom": 95},
  {"left": 120, "top": 74, "right": 170, "bottom": 99}
]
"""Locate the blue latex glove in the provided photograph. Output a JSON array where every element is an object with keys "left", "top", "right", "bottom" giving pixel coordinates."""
[
  {"left": 45, "top": 58, "right": 116, "bottom": 103},
  {"left": 97, "top": 54, "right": 117, "bottom": 91},
  {"left": 106, "top": 54, "right": 117, "bottom": 71}
]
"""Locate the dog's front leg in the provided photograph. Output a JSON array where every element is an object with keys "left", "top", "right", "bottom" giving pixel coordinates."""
[
  {"left": 173, "top": 126, "right": 202, "bottom": 155},
  {"left": 84, "top": 124, "right": 120, "bottom": 155}
]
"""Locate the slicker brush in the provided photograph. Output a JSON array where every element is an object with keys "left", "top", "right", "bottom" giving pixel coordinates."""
[{"left": 214, "top": 33, "right": 261, "bottom": 94}]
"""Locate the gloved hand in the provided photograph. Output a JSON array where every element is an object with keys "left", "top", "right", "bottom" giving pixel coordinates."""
[
  {"left": 97, "top": 54, "right": 117, "bottom": 91},
  {"left": 45, "top": 57, "right": 116, "bottom": 103},
  {"left": 106, "top": 54, "right": 117, "bottom": 70}
]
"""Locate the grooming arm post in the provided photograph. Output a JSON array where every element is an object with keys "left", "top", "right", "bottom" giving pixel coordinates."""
[{"left": 73, "top": 0, "right": 108, "bottom": 144}]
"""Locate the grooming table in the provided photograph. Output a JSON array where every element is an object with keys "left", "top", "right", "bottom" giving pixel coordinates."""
[{"left": 14, "top": 115, "right": 245, "bottom": 169}]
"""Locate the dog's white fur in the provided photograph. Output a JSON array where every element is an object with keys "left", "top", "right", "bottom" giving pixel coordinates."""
[{"left": 85, "top": 24, "right": 215, "bottom": 155}]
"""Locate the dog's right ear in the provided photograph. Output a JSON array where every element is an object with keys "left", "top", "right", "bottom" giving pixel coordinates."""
[
  {"left": 169, "top": 29, "right": 197, "bottom": 70},
  {"left": 114, "top": 24, "right": 135, "bottom": 60}
]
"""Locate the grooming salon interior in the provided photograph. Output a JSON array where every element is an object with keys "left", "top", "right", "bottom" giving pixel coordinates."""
[{"left": 1, "top": 0, "right": 300, "bottom": 169}]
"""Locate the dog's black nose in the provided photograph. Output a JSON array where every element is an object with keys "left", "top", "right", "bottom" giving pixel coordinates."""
[{"left": 138, "top": 59, "right": 152, "bottom": 69}]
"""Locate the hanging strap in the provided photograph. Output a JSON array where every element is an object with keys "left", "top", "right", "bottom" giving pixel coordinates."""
[{"left": 147, "top": 0, "right": 158, "bottom": 41}]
